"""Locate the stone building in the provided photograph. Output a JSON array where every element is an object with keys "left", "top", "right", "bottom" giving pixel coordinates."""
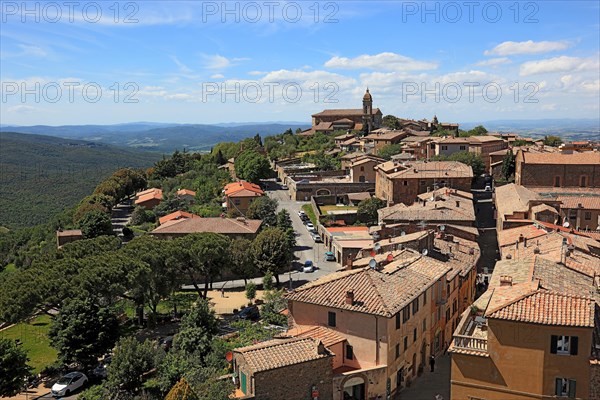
[
  {"left": 375, "top": 160, "right": 473, "bottom": 206},
  {"left": 310, "top": 89, "right": 383, "bottom": 134},
  {"left": 232, "top": 337, "right": 333, "bottom": 400},
  {"left": 515, "top": 150, "right": 600, "bottom": 188}
]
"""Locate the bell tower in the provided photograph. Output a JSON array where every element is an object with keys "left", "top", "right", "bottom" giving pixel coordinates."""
[{"left": 362, "top": 88, "right": 373, "bottom": 134}]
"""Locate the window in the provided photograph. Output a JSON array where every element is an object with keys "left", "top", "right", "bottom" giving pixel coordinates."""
[
  {"left": 551, "top": 335, "right": 578, "bottom": 355},
  {"left": 554, "top": 176, "right": 561, "bottom": 187},
  {"left": 359, "top": 175, "right": 366, "bottom": 183},
  {"left": 402, "top": 306, "right": 411, "bottom": 323},
  {"left": 328, "top": 311, "right": 336, "bottom": 327},
  {"left": 584, "top": 211, "right": 592, "bottom": 221},
  {"left": 459, "top": 145, "right": 466, "bottom": 150},
  {"left": 360, "top": 166, "right": 365, "bottom": 171},
  {"left": 412, "top": 298, "right": 419, "bottom": 314},
  {"left": 442, "top": 145, "right": 448, "bottom": 151},
  {"left": 413, "top": 328, "right": 417, "bottom": 342},
  {"left": 404, "top": 336, "right": 408, "bottom": 351},
  {"left": 422, "top": 290, "right": 427, "bottom": 305},
  {"left": 420, "top": 180, "right": 426, "bottom": 186},
  {"left": 395, "top": 343, "right": 400, "bottom": 359},
  {"left": 422, "top": 319, "right": 427, "bottom": 333},
  {"left": 403, "top": 180, "right": 408, "bottom": 186},
  {"left": 555, "top": 378, "right": 576, "bottom": 398},
  {"left": 580, "top": 176, "right": 587, "bottom": 187},
  {"left": 445, "top": 308, "right": 450, "bottom": 322},
  {"left": 345, "top": 344, "right": 354, "bottom": 360},
  {"left": 452, "top": 299, "right": 458, "bottom": 315},
  {"left": 396, "top": 313, "right": 401, "bottom": 330},
  {"left": 233, "top": 199, "right": 241, "bottom": 205}
]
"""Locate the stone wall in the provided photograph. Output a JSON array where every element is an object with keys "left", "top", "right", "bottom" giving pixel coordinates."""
[
  {"left": 591, "top": 363, "right": 600, "bottom": 400},
  {"left": 253, "top": 356, "right": 334, "bottom": 400}
]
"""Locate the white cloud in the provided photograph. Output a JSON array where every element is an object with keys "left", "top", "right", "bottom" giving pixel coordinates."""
[
  {"left": 5, "top": 105, "right": 36, "bottom": 113},
  {"left": 520, "top": 56, "right": 600, "bottom": 76},
  {"left": 324, "top": 52, "right": 438, "bottom": 71},
  {"left": 248, "top": 71, "right": 266, "bottom": 76},
  {"left": 210, "top": 74, "right": 225, "bottom": 79},
  {"left": 170, "top": 56, "right": 193, "bottom": 74},
  {"left": 484, "top": 40, "right": 571, "bottom": 56},
  {"left": 201, "top": 54, "right": 249, "bottom": 70},
  {"left": 474, "top": 57, "right": 511, "bottom": 67}
]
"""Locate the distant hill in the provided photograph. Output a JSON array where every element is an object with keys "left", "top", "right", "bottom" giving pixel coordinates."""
[
  {"left": 459, "top": 118, "right": 600, "bottom": 141},
  {"left": 0, "top": 132, "right": 160, "bottom": 228},
  {"left": 0, "top": 122, "right": 310, "bottom": 153}
]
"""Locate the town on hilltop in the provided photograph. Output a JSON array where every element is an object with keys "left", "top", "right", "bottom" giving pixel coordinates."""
[{"left": 2, "top": 89, "right": 600, "bottom": 400}]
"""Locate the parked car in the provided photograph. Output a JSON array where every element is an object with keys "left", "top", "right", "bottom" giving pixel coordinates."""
[
  {"left": 297, "top": 210, "right": 306, "bottom": 218},
  {"left": 324, "top": 251, "right": 336, "bottom": 261},
  {"left": 237, "top": 305, "right": 260, "bottom": 321},
  {"left": 311, "top": 233, "right": 323, "bottom": 243},
  {"left": 92, "top": 356, "right": 112, "bottom": 379},
  {"left": 305, "top": 222, "right": 315, "bottom": 231},
  {"left": 51, "top": 372, "right": 88, "bottom": 397},
  {"left": 302, "top": 260, "right": 316, "bottom": 273}
]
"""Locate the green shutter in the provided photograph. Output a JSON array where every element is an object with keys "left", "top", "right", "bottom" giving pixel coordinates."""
[
  {"left": 241, "top": 372, "right": 247, "bottom": 394},
  {"left": 568, "top": 380, "right": 576, "bottom": 398}
]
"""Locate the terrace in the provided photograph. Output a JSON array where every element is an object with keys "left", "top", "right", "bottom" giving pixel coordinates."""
[{"left": 450, "top": 307, "right": 489, "bottom": 356}]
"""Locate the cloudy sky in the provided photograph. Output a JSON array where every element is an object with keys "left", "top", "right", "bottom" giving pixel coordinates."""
[{"left": 1, "top": 1, "right": 599, "bottom": 125}]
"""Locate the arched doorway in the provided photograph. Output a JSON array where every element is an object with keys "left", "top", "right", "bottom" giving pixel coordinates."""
[
  {"left": 412, "top": 353, "right": 417, "bottom": 377},
  {"left": 342, "top": 375, "right": 366, "bottom": 400},
  {"left": 316, "top": 188, "right": 331, "bottom": 196}
]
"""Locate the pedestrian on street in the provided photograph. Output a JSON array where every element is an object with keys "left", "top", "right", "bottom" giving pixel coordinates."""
[
  {"left": 221, "top": 287, "right": 225, "bottom": 298},
  {"left": 429, "top": 355, "right": 435, "bottom": 372}
]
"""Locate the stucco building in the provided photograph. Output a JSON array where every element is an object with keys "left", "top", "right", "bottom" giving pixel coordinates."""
[
  {"left": 223, "top": 180, "right": 264, "bottom": 216},
  {"left": 515, "top": 150, "right": 600, "bottom": 188},
  {"left": 310, "top": 89, "right": 383, "bottom": 134}
]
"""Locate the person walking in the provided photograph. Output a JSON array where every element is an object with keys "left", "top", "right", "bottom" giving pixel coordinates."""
[{"left": 429, "top": 354, "right": 436, "bottom": 372}]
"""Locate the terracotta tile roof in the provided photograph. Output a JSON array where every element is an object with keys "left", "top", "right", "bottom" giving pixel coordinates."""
[
  {"left": 557, "top": 196, "right": 600, "bottom": 210},
  {"left": 224, "top": 181, "right": 264, "bottom": 197},
  {"left": 151, "top": 217, "right": 262, "bottom": 235},
  {"left": 376, "top": 160, "right": 473, "bottom": 180},
  {"left": 335, "top": 133, "right": 356, "bottom": 140},
  {"left": 333, "top": 118, "right": 355, "bottom": 124},
  {"left": 495, "top": 184, "right": 541, "bottom": 219},
  {"left": 364, "top": 131, "right": 407, "bottom": 141},
  {"left": 522, "top": 151, "right": 600, "bottom": 165},
  {"left": 56, "top": 229, "right": 83, "bottom": 237},
  {"left": 468, "top": 135, "right": 506, "bottom": 144},
  {"left": 234, "top": 337, "right": 329, "bottom": 373},
  {"left": 487, "top": 290, "right": 595, "bottom": 327},
  {"left": 285, "top": 325, "right": 346, "bottom": 347},
  {"left": 312, "top": 108, "right": 381, "bottom": 117},
  {"left": 530, "top": 203, "right": 558, "bottom": 215},
  {"left": 286, "top": 253, "right": 450, "bottom": 317},
  {"left": 497, "top": 224, "right": 547, "bottom": 247},
  {"left": 158, "top": 211, "right": 200, "bottom": 225},
  {"left": 135, "top": 188, "right": 162, "bottom": 204},
  {"left": 378, "top": 192, "right": 475, "bottom": 223},
  {"left": 177, "top": 189, "right": 196, "bottom": 197}
]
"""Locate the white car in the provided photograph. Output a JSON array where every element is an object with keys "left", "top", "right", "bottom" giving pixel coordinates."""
[
  {"left": 298, "top": 210, "right": 306, "bottom": 218},
  {"left": 306, "top": 222, "right": 315, "bottom": 231},
  {"left": 51, "top": 372, "right": 88, "bottom": 397}
]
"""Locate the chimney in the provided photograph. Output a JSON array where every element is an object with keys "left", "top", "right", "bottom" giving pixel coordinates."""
[
  {"left": 523, "top": 236, "right": 528, "bottom": 247},
  {"left": 345, "top": 290, "right": 355, "bottom": 305},
  {"left": 456, "top": 200, "right": 460, "bottom": 207},
  {"left": 519, "top": 233, "right": 524, "bottom": 242},
  {"left": 500, "top": 276, "right": 513, "bottom": 287}
]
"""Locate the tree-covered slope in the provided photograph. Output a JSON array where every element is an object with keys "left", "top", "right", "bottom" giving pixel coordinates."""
[{"left": 0, "top": 132, "right": 160, "bottom": 228}]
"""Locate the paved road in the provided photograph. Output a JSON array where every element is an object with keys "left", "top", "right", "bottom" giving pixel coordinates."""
[{"left": 472, "top": 180, "right": 500, "bottom": 274}]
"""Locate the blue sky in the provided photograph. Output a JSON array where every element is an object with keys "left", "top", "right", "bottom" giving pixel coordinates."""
[{"left": 1, "top": 1, "right": 599, "bottom": 125}]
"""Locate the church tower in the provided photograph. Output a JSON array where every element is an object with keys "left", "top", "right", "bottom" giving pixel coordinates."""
[{"left": 362, "top": 88, "right": 373, "bottom": 134}]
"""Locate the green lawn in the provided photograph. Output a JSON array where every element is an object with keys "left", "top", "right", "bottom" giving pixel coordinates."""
[
  {"left": 301, "top": 204, "right": 317, "bottom": 225},
  {"left": 0, "top": 314, "right": 58, "bottom": 373}
]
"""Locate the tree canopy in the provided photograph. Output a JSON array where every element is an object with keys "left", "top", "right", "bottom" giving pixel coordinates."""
[
  {"left": 0, "top": 338, "right": 32, "bottom": 397},
  {"left": 234, "top": 151, "right": 272, "bottom": 183}
]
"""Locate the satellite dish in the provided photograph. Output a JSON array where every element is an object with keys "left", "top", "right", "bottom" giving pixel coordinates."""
[
  {"left": 368, "top": 259, "right": 377, "bottom": 269},
  {"left": 374, "top": 243, "right": 382, "bottom": 251},
  {"left": 386, "top": 253, "right": 394, "bottom": 262},
  {"left": 439, "top": 225, "right": 446, "bottom": 231},
  {"left": 400, "top": 231, "right": 406, "bottom": 237},
  {"left": 422, "top": 249, "right": 428, "bottom": 256},
  {"left": 563, "top": 221, "right": 570, "bottom": 228}
]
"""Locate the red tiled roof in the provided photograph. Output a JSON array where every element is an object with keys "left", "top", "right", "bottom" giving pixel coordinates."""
[
  {"left": 312, "top": 108, "right": 381, "bottom": 117},
  {"left": 286, "top": 325, "right": 346, "bottom": 347},
  {"left": 56, "top": 229, "right": 83, "bottom": 237},
  {"left": 151, "top": 217, "right": 262, "bottom": 235},
  {"left": 234, "top": 337, "right": 329, "bottom": 372},
  {"left": 522, "top": 151, "right": 600, "bottom": 165},
  {"left": 177, "top": 189, "right": 196, "bottom": 197},
  {"left": 135, "top": 188, "right": 162, "bottom": 204},
  {"left": 158, "top": 211, "right": 200, "bottom": 225},
  {"left": 557, "top": 196, "right": 600, "bottom": 210},
  {"left": 487, "top": 290, "right": 595, "bottom": 327},
  {"left": 224, "top": 181, "right": 264, "bottom": 197}
]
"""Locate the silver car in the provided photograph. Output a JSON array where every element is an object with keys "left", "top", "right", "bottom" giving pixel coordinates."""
[{"left": 51, "top": 372, "right": 88, "bottom": 397}]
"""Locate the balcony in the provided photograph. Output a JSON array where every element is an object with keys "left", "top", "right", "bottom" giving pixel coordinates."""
[{"left": 450, "top": 312, "right": 489, "bottom": 355}]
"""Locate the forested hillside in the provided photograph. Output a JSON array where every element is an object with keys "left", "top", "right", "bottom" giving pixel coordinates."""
[{"left": 0, "top": 132, "right": 160, "bottom": 228}]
